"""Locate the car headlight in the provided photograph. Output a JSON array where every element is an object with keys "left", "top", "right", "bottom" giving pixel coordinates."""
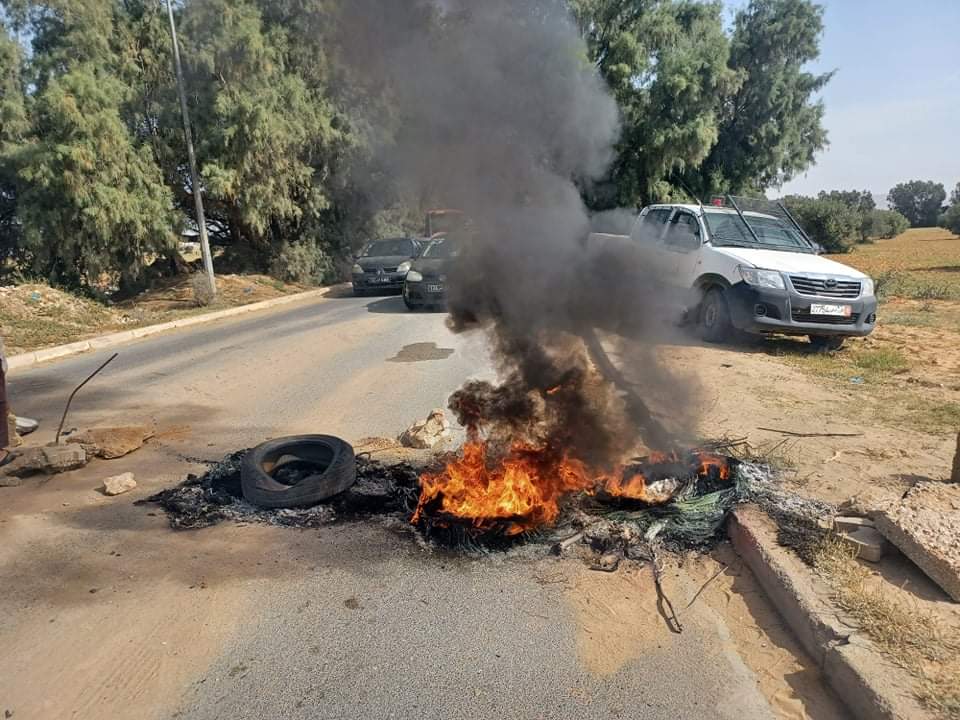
[
  {"left": 397, "top": 260, "right": 411, "bottom": 274},
  {"left": 739, "top": 266, "right": 785, "bottom": 290},
  {"left": 406, "top": 270, "right": 423, "bottom": 282},
  {"left": 860, "top": 277, "right": 874, "bottom": 296},
  {"left": 351, "top": 264, "right": 363, "bottom": 275}
]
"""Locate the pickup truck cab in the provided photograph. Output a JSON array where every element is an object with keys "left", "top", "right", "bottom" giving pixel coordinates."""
[{"left": 590, "top": 199, "right": 877, "bottom": 350}]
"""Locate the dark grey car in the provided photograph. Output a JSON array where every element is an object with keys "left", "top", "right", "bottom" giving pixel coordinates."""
[
  {"left": 402, "top": 237, "right": 460, "bottom": 310},
  {"left": 351, "top": 237, "right": 422, "bottom": 296}
]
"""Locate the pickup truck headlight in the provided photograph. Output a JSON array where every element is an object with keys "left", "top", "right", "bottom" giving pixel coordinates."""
[
  {"left": 860, "top": 277, "right": 874, "bottom": 296},
  {"left": 739, "top": 266, "right": 785, "bottom": 290},
  {"left": 406, "top": 270, "right": 423, "bottom": 282},
  {"left": 397, "top": 260, "right": 411, "bottom": 274},
  {"left": 351, "top": 264, "right": 363, "bottom": 275}
]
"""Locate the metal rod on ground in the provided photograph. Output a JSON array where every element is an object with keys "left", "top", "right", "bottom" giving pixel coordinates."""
[
  {"left": 757, "top": 427, "right": 863, "bottom": 438},
  {"left": 55, "top": 354, "right": 118, "bottom": 445},
  {"left": 650, "top": 545, "right": 683, "bottom": 634},
  {"left": 165, "top": 0, "right": 216, "bottom": 298}
]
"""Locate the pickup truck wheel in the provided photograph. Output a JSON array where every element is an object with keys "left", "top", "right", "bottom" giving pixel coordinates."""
[
  {"left": 403, "top": 296, "right": 417, "bottom": 311},
  {"left": 809, "top": 335, "right": 845, "bottom": 352},
  {"left": 700, "top": 288, "right": 732, "bottom": 343}
]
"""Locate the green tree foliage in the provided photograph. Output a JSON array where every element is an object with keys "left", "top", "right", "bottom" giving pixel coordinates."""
[
  {"left": 0, "top": 23, "right": 28, "bottom": 273},
  {"left": 863, "top": 208, "right": 909, "bottom": 239},
  {"left": 818, "top": 189, "right": 874, "bottom": 213},
  {"left": 887, "top": 180, "right": 947, "bottom": 228},
  {"left": 695, "top": 0, "right": 831, "bottom": 196},
  {"left": 571, "top": 0, "right": 739, "bottom": 207},
  {"left": 950, "top": 182, "right": 960, "bottom": 206},
  {"left": 0, "top": 0, "right": 836, "bottom": 288},
  {"left": 6, "top": 0, "right": 175, "bottom": 289},
  {"left": 784, "top": 194, "right": 860, "bottom": 253},
  {"left": 940, "top": 203, "right": 960, "bottom": 235},
  {"left": 177, "top": 0, "right": 345, "bottom": 260}
]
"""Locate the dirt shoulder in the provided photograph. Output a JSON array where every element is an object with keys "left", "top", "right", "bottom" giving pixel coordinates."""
[{"left": 0, "top": 275, "right": 316, "bottom": 356}]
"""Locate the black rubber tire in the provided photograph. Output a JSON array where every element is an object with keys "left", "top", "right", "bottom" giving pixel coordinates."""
[
  {"left": 403, "top": 296, "right": 417, "bottom": 311},
  {"left": 352, "top": 287, "right": 366, "bottom": 297},
  {"left": 699, "top": 288, "right": 732, "bottom": 343},
  {"left": 809, "top": 335, "right": 845, "bottom": 352},
  {"left": 241, "top": 435, "right": 356, "bottom": 509}
]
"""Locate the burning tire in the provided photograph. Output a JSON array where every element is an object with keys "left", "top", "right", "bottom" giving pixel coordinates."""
[{"left": 240, "top": 435, "right": 356, "bottom": 509}]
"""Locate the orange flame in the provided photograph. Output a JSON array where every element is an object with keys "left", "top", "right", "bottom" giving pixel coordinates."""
[
  {"left": 412, "top": 444, "right": 732, "bottom": 535},
  {"left": 411, "top": 442, "right": 594, "bottom": 535},
  {"left": 694, "top": 452, "right": 731, "bottom": 481}
]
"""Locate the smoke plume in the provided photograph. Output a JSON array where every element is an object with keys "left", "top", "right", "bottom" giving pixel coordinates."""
[{"left": 338, "top": 0, "right": 698, "bottom": 463}]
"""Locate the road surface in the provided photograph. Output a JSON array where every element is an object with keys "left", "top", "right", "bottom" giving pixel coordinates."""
[{"left": 0, "top": 292, "right": 843, "bottom": 720}]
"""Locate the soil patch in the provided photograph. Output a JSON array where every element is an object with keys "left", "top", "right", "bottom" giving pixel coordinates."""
[{"left": 387, "top": 342, "right": 456, "bottom": 362}]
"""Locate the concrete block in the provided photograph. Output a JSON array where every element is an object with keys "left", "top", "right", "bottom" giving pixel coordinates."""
[
  {"left": 875, "top": 482, "right": 960, "bottom": 602},
  {"left": 834, "top": 515, "right": 876, "bottom": 533},
  {"left": 839, "top": 526, "right": 886, "bottom": 563},
  {"left": 102, "top": 472, "right": 137, "bottom": 496}
]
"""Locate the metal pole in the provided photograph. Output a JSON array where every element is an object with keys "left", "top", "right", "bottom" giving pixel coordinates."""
[{"left": 165, "top": 0, "right": 216, "bottom": 297}]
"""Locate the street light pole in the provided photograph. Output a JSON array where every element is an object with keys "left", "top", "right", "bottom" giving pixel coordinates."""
[{"left": 165, "top": 0, "right": 216, "bottom": 297}]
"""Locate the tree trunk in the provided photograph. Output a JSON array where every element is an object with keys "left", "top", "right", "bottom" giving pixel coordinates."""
[{"left": 952, "top": 430, "right": 960, "bottom": 483}]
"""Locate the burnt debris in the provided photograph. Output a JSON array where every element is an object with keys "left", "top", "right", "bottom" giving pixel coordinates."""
[
  {"left": 142, "top": 447, "right": 830, "bottom": 564},
  {"left": 142, "top": 453, "right": 421, "bottom": 530}
]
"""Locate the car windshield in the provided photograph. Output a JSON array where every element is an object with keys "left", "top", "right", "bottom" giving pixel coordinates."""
[
  {"left": 422, "top": 239, "right": 460, "bottom": 259},
  {"left": 362, "top": 238, "right": 414, "bottom": 257},
  {"left": 704, "top": 211, "right": 813, "bottom": 253}
]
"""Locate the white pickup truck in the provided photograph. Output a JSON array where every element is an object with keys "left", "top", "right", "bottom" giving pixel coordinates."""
[{"left": 589, "top": 198, "right": 877, "bottom": 350}]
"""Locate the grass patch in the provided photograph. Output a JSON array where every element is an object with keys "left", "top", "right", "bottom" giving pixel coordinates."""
[
  {"left": 875, "top": 270, "right": 955, "bottom": 301},
  {"left": 786, "top": 344, "right": 909, "bottom": 383},
  {"left": 830, "top": 227, "right": 960, "bottom": 301},
  {"left": 852, "top": 347, "right": 909, "bottom": 373},
  {"left": 811, "top": 535, "right": 960, "bottom": 719},
  {"left": 875, "top": 394, "right": 960, "bottom": 435}
]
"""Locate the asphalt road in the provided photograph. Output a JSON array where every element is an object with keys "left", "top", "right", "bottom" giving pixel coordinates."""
[
  {"left": 2, "top": 292, "right": 824, "bottom": 720},
  {"left": 9, "top": 292, "right": 491, "bottom": 453}
]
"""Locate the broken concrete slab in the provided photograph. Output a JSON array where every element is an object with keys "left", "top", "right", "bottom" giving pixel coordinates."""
[
  {"left": 0, "top": 473, "right": 22, "bottom": 487},
  {"left": 839, "top": 526, "right": 886, "bottom": 563},
  {"left": 102, "top": 472, "right": 137, "bottom": 496},
  {"left": 875, "top": 482, "right": 960, "bottom": 602},
  {"left": 67, "top": 426, "right": 153, "bottom": 459},
  {"left": 398, "top": 409, "right": 449, "bottom": 449},
  {"left": 837, "top": 488, "right": 901, "bottom": 519},
  {"left": 0, "top": 444, "right": 88, "bottom": 479},
  {"left": 834, "top": 515, "right": 876, "bottom": 533}
]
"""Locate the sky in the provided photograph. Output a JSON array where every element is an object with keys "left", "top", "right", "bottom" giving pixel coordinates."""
[{"left": 760, "top": 0, "right": 960, "bottom": 204}]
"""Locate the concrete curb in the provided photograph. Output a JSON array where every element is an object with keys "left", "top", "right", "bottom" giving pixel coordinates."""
[
  {"left": 728, "top": 506, "right": 932, "bottom": 720},
  {"left": 8, "top": 287, "right": 331, "bottom": 371}
]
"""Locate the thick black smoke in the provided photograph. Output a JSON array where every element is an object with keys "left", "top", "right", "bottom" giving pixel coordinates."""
[{"left": 338, "top": 0, "right": 698, "bottom": 461}]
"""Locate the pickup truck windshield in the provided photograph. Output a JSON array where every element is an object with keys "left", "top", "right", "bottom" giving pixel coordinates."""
[{"left": 704, "top": 210, "right": 813, "bottom": 253}]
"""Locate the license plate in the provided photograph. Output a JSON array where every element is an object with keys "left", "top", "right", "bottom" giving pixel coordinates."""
[
  {"left": 375, "top": 276, "right": 390, "bottom": 283},
  {"left": 809, "top": 303, "right": 852, "bottom": 316},
  {"left": 426, "top": 283, "right": 444, "bottom": 293}
]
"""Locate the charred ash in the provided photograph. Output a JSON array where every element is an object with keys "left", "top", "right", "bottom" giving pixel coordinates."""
[{"left": 142, "top": 454, "right": 421, "bottom": 531}]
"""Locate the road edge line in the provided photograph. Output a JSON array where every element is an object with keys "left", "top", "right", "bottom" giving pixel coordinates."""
[
  {"left": 8, "top": 287, "right": 332, "bottom": 371},
  {"left": 728, "top": 505, "right": 932, "bottom": 720}
]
